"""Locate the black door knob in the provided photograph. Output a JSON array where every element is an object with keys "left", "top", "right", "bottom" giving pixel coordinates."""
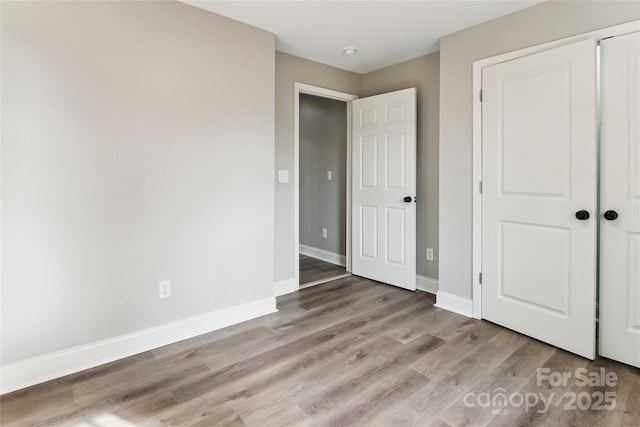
[
  {"left": 403, "top": 196, "right": 412, "bottom": 203},
  {"left": 575, "top": 210, "right": 590, "bottom": 220},
  {"left": 604, "top": 210, "right": 618, "bottom": 221}
]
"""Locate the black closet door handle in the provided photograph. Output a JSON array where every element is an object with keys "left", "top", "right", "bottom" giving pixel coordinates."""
[
  {"left": 604, "top": 210, "right": 618, "bottom": 221},
  {"left": 575, "top": 210, "right": 590, "bottom": 220},
  {"left": 403, "top": 196, "right": 412, "bottom": 203}
]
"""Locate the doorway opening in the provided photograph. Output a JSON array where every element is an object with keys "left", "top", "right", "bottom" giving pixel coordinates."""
[{"left": 294, "top": 83, "right": 358, "bottom": 289}]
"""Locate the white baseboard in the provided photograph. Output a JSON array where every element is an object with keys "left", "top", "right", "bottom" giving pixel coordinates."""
[
  {"left": 435, "top": 290, "right": 473, "bottom": 318},
  {"left": 274, "top": 278, "right": 298, "bottom": 296},
  {"left": 0, "top": 297, "right": 277, "bottom": 395},
  {"left": 299, "top": 244, "right": 346, "bottom": 267},
  {"left": 416, "top": 275, "right": 438, "bottom": 295}
]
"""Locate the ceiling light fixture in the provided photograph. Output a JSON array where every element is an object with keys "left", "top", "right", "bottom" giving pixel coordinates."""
[{"left": 343, "top": 47, "right": 358, "bottom": 56}]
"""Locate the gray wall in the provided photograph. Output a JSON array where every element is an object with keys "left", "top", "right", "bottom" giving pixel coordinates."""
[
  {"left": 274, "top": 52, "right": 362, "bottom": 282},
  {"left": 299, "top": 95, "right": 347, "bottom": 255},
  {"left": 362, "top": 52, "right": 440, "bottom": 280},
  {"left": 439, "top": 0, "right": 640, "bottom": 299},
  {"left": 1, "top": 1, "right": 275, "bottom": 364}
]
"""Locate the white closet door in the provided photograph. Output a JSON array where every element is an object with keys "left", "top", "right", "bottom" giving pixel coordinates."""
[
  {"left": 482, "top": 39, "right": 597, "bottom": 359},
  {"left": 352, "top": 88, "right": 417, "bottom": 290},
  {"left": 599, "top": 32, "right": 640, "bottom": 368}
]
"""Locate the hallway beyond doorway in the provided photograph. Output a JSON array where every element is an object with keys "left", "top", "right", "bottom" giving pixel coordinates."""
[{"left": 299, "top": 254, "right": 349, "bottom": 288}]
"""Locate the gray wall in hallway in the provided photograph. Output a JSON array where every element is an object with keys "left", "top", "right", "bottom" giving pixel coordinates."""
[{"left": 299, "top": 94, "right": 347, "bottom": 256}]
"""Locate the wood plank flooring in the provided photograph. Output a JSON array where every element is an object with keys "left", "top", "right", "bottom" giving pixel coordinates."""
[
  {"left": 299, "top": 254, "right": 347, "bottom": 286},
  {"left": 2, "top": 276, "right": 639, "bottom": 426}
]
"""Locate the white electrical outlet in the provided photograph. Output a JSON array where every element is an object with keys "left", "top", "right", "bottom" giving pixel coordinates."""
[
  {"left": 322, "top": 228, "right": 328, "bottom": 239},
  {"left": 327, "top": 170, "right": 332, "bottom": 181},
  {"left": 426, "top": 248, "right": 434, "bottom": 261},
  {"left": 159, "top": 280, "right": 171, "bottom": 299}
]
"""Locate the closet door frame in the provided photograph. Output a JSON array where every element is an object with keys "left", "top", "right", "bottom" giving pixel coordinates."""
[{"left": 470, "top": 20, "right": 640, "bottom": 320}]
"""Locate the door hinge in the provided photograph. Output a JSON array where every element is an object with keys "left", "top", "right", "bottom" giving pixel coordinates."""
[
  {"left": 479, "top": 89, "right": 483, "bottom": 102},
  {"left": 479, "top": 181, "right": 483, "bottom": 194},
  {"left": 479, "top": 272, "right": 482, "bottom": 284}
]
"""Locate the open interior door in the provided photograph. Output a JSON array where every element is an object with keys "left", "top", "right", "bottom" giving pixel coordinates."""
[{"left": 351, "top": 88, "right": 417, "bottom": 290}]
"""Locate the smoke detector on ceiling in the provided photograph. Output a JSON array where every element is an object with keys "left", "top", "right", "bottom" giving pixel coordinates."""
[{"left": 343, "top": 47, "right": 358, "bottom": 56}]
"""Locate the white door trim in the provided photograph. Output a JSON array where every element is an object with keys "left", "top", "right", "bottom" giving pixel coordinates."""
[
  {"left": 294, "top": 82, "right": 359, "bottom": 289},
  {"left": 471, "top": 20, "right": 640, "bottom": 319}
]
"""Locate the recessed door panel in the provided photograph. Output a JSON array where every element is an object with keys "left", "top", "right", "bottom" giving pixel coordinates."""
[
  {"left": 386, "top": 133, "right": 405, "bottom": 190},
  {"left": 633, "top": 55, "right": 640, "bottom": 201},
  {"left": 360, "top": 206, "right": 378, "bottom": 259},
  {"left": 386, "top": 104, "right": 405, "bottom": 124},
  {"left": 360, "top": 136, "right": 378, "bottom": 189},
  {"left": 628, "top": 234, "right": 640, "bottom": 332},
  {"left": 386, "top": 208, "right": 405, "bottom": 265},
  {"left": 361, "top": 109, "right": 377, "bottom": 127},
  {"left": 501, "top": 66, "right": 571, "bottom": 197},
  {"left": 500, "top": 221, "right": 570, "bottom": 316}
]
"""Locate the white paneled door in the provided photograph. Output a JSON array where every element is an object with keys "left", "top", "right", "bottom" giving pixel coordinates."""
[
  {"left": 482, "top": 39, "right": 598, "bottom": 359},
  {"left": 352, "top": 88, "right": 417, "bottom": 290},
  {"left": 599, "top": 32, "right": 640, "bottom": 368}
]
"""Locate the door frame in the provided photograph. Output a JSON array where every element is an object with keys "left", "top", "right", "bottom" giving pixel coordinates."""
[
  {"left": 294, "top": 82, "right": 359, "bottom": 288},
  {"left": 471, "top": 20, "right": 640, "bottom": 319}
]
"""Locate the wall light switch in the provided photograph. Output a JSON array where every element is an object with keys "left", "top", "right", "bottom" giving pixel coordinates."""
[
  {"left": 327, "top": 170, "right": 332, "bottom": 181},
  {"left": 426, "top": 248, "right": 434, "bottom": 261},
  {"left": 278, "top": 170, "right": 289, "bottom": 183},
  {"left": 322, "top": 228, "right": 328, "bottom": 239}
]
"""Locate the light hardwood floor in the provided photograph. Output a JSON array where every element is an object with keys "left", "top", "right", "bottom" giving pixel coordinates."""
[
  {"left": 299, "top": 254, "right": 347, "bottom": 286},
  {"left": 1, "top": 276, "right": 639, "bottom": 426}
]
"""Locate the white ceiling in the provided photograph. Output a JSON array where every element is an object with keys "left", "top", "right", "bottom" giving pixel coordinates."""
[{"left": 183, "top": 1, "right": 544, "bottom": 74}]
